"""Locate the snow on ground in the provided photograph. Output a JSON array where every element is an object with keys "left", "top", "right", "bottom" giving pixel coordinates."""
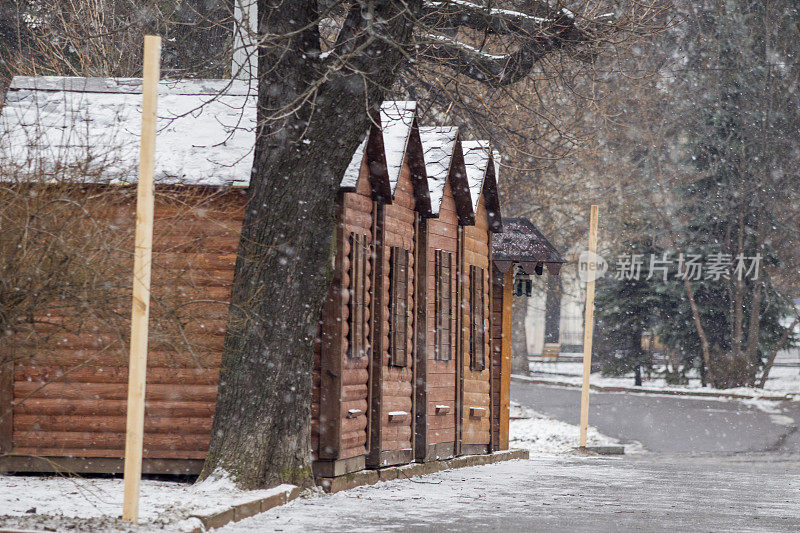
[
  {"left": 527, "top": 360, "right": 800, "bottom": 397},
  {"left": 0, "top": 470, "right": 296, "bottom": 531},
  {"left": 0, "top": 409, "right": 619, "bottom": 531},
  {"left": 508, "top": 402, "right": 642, "bottom": 454}
]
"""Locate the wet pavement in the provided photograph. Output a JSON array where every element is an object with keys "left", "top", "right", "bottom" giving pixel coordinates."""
[{"left": 512, "top": 381, "right": 800, "bottom": 454}]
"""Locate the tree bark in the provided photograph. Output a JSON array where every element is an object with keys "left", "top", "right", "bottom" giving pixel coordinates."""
[{"left": 200, "top": 0, "right": 416, "bottom": 489}]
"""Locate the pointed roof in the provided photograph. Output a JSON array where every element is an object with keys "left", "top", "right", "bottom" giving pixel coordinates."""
[
  {"left": 339, "top": 132, "right": 369, "bottom": 190},
  {"left": 418, "top": 126, "right": 458, "bottom": 216},
  {"left": 461, "top": 140, "right": 502, "bottom": 232},
  {"left": 492, "top": 218, "right": 565, "bottom": 275},
  {"left": 380, "top": 101, "right": 416, "bottom": 195},
  {"left": 462, "top": 140, "right": 491, "bottom": 211}
]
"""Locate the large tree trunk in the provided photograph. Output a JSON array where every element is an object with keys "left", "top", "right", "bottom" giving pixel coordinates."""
[{"left": 200, "top": 1, "right": 415, "bottom": 489}]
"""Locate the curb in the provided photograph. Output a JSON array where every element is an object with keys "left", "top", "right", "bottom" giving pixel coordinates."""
[
  {"left": 187, "top": 485, "right": 303, "bottom": 532},
  {"left": 186, "top": 449, "right": 529, "bottom": 531},
  {"left": 317, "top": 449, "right": 529, "bottom": 494},
  {"left": 511, "top": 374, "right": 796, "bottom": 402}
]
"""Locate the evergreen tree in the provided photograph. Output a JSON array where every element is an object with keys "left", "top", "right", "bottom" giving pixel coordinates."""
[{"left": 667, "top": 0, "right": 800, "bottom": 387}]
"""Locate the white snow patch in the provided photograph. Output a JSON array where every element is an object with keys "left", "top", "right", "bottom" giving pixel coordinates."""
[
  {"left": 419, "top": 126, "right": 458, "bottom": 215},
  {"left": 339, "top": 132, "right": 368, "bottom": 189},
  {"left": 380, "top": 101, "right": 416, "bottom": 195},
  {"left": 0, "top": 468, "right": 296, "bottom": 526},
  {"left": 509, "top": 402, "right": 643, "bottom": 455},
  {"left": 461, "top": 140, "right": 490, "bottom": 211}
]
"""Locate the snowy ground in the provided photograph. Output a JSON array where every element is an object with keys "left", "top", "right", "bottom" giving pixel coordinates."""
[
  {"left": 527, "top": 361, "right": 800, "bottom": 397},
  {"left": 0, "top": 409, "right": 613, "bottom": 531},
  {"left": 218, "top": 454, "right": 800, "bottom": 532},
  {"left": 509, "top": 402, "right": 642, "bottom": 454},
  {"left": 0, "top": 471, "right": 297, "bottom": 532}
]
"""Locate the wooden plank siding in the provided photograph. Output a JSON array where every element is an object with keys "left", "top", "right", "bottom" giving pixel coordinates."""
[
  {"left": 367, "top": 158, "right": 417, "bottom": 468},
  {"left": 414, "top": 181, "right": 459, "bottom": 461},
  {"left": 7, "top": 188, "right": 246, "bottom": 462},
  {"left": 460, "top": 197, "right": 492, "bottom": 454}
]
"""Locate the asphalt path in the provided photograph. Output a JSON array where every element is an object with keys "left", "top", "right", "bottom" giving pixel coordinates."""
[{"left": 512, "top": 380, "right": 800, "bottom": 454}]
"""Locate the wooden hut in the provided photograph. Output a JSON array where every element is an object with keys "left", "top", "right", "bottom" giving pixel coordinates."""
[
  {"left": 0, "top": 75, "right": 562, "bottom": 477},
  {"left": 0, "top": 76, "right": 256, "bottom": 474},
  {"left": 490, "top": 218, "right": 565, "bottom": 449},
  {"left": 459, "top": 141, "right": 502, "bottom": 454},
  {"left": 312, "top": 117, "right": 388, "bottom": 477},
  {"left": 361, "top": 101, "right": 428, "bottom": 469},
  {"left": 413, "top": 126, "right": 474, "bottom": 461}
]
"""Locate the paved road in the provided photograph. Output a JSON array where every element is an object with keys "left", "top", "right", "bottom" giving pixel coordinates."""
[
  {"left": 222, "top": 454, "right": 800, "bottom": 532},
  {"left": 512, "top": 381, "right": 800, "bottom": 453}
]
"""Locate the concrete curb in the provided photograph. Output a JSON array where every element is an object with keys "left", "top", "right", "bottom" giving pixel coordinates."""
[
  {"left": 187, "top": 485, "right": 303, "bottom": 531},
  {"left": 186, "top": 449, "right": 529, "bottom": 531},
  {"left": 317, "top": 449, "right": 529, "bottom": 494},
  {"left": 512, "top": 374, "right": 797, "bottom": 402}
]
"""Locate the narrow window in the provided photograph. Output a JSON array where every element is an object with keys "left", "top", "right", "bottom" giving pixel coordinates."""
[
  {"left": 348, "top": 233, "right": 369, "bottom": 359},
  {"left": 469, "top": 265, "right": 486, "bottom": 371},
  {"left": 389, "top": 246, "right": 409, "bottom": 366},
  {"left": 434, "top": 250, "right": 453, "bottom": 361}
]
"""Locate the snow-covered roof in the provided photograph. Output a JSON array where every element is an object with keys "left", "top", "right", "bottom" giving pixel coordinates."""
[
  {"left": 339, "top": 132, "right": 368, "bottom": 190},
  {"left": 418, "top": 126, "right": 458, "bottom": 215},
  {"left": 461, "top": 140, "right": 491, "bottom": 211},
  {"left": 0, "top": 77, "right": 422, "bottom": 195},
  {"left": 0, "top": 76, "right": 257, "bottom": 186},
  {"left": 380, "top": 101, "right": 416, "bottom": 195}
]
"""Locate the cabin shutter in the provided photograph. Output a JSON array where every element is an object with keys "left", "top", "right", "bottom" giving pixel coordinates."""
[
  {"left": 348, "top": 233, "right": 369, "bottom": 359},
  {"left": 435, "top": 250, "right": 452, "bottom": 361},
  {"left": 470, "top": 265, "right": 486, "bottom": 371},
  {"left": 389, "top": 246, "right": 409, "bottom": 367}
]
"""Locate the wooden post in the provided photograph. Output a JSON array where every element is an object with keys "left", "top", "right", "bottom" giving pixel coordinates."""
[
  {"left": 122, "top": 34, "right": 161, "bottom": 524},
  {"left": 499, "top": 267, "right": 513, "bottom": 450},
  {"left": 579, "top": 205, "right": 599, "bottom": 448}
]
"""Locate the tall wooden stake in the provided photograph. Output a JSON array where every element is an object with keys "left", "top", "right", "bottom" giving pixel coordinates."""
[
  {"left": 579, "top": 205, "right": 599, "bottom": 448},
  {"left": 122, "top": 35, "right": 161, "bottom": 524}
]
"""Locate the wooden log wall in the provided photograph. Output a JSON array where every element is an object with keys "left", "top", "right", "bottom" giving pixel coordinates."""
[
  {"left": 419, "top": 181, "right": 459, "bottom": 460},
  {"left": 314, "top": 161, "right": 373, "bottom": 469},
  {"left": 8, "top": 187, "right": 246, "bottom": 461},
  {"left": 369, "top": 160, "right": 416, "bottom": 467},
  {"left": 460, "top": 197, "right": 492, "bottom": 453}
]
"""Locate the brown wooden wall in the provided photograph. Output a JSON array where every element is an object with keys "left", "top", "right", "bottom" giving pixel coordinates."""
[
  {"left": 490, "top": 265, "right": 504, "bottom": 451},
  {"left": 419, "top": 181, "right": 459, "bottom": 459},
  {"left": 313, "top": 159, "right": 373, "bottom": 472},
  {"left": 369, "top": 160, "right": 416, "bottom": 467},
  {"left": 460, "top": 197, "right": 492, "bottom": 452},
  {"left": 8, "top": 188, "right": 246, "bottom": 461}
]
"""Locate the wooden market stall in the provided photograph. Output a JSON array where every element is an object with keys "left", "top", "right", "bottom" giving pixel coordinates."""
[
  {"left": 412, "top": 126, "right": 474, "bottom": 462},
  {"left": 490, "top": 218, "right": 565, "bottom": 450},
  {"left": 0, "top": 74, "right": 565, "bottom": 477},
  {"left": 459, "top": 141, "right": 502, "bottom": 455}
]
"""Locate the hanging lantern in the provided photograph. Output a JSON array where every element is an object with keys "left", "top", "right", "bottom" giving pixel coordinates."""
[{"left": 513, "top": 266, "right": 532, "bottom": 297}]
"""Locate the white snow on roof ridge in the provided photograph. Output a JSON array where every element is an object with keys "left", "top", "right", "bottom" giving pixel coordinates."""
[
  {"left": 380, "top": 101, "right": 416, "bottom": 195},
  {"left": 419, "top": 125, "right": 458, "bottom": 216},
  {"left": 340, "top": 132, "right": 369, "bottom": 189},
  {"left": 461, "top": 140, "right": 491, "bottom": 211}
]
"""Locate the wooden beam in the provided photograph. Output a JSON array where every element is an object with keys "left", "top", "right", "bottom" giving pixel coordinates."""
[
  {"left": 122, "top": 34, "right": 161, "bottom": 524},
  {"left": 579, "top": 205, "right": 599, "bottom": 448},
  {"left": 499, "top": 267, "right": 513, "bottom": 450},
  {"left": 413, "top": 215, "right": 428, "bottom": 461}
]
